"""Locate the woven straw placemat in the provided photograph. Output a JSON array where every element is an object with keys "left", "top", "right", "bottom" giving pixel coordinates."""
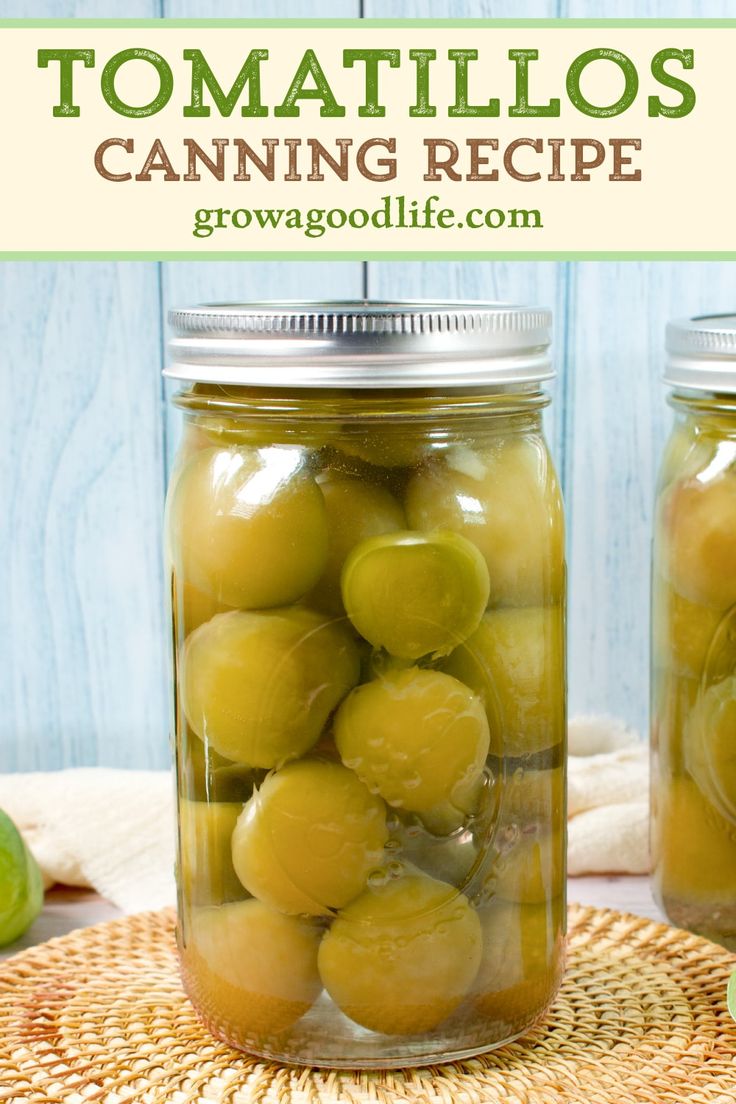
[{"left": 0, "top": 903, "right": 734, "bottom": 1104}]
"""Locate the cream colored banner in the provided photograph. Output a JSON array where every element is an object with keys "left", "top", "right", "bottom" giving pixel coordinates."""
[{"left": 1, "top": 24, "right": 732, "bottom": 254}]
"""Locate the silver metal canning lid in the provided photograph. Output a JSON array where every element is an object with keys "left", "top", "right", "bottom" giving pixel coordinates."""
[
  {"left": 166, "top": 301, "right": 553, "bottom": 388},
  {"left": 665, "top": 314, "right": 736, "bottom": 394}
]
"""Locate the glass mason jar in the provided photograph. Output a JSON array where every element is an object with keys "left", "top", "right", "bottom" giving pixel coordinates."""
[
  {"left": 164, "top": 302, "right": 567, "bottom": 1068},
  {"left": 652, "top": 314, "right": 736, "bottom": 949}
]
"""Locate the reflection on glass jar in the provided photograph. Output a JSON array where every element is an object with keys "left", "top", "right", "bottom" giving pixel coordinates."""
[
  {"left": 165, "top": 302, "right": 567, "bottom": 1067},
  {"left": 651, "top": 314, "right": 736, "bottom": 950}
]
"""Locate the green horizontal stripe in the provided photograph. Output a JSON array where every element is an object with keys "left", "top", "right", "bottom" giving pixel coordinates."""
[{"left": 2, "top": 251, "right": 735, "bottom": 261}]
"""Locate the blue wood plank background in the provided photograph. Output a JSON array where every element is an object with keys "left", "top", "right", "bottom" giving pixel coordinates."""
[{"left": 1, "top": 2, "right": 734, "bottom": 771}]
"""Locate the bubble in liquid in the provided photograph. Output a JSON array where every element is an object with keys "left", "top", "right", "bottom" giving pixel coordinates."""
[
  {"left": 477, "top": 879, "right": 498, "bottom": 906},
  {"left": 498, "top": 825, "right": 521, "bottom": 852}
]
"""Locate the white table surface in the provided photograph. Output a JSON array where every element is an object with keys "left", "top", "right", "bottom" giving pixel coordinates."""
[{"left": 1, "top": 875, "right": 664, "bottom": 962}]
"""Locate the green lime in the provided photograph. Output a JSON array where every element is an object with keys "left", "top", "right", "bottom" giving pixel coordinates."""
[{"left": 0, "top": 809, "right": 43, "bottom": 947}]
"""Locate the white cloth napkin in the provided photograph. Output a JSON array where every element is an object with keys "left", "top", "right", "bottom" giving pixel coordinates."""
[
  {"left": 0, "top": 716, "right": 649, "bottom": 913},
  {"left": 0, "top": 769, "right": 175, "bottom": 914},
  {"left": 567, "top": 715, "right": 650, "bottom": 876}
]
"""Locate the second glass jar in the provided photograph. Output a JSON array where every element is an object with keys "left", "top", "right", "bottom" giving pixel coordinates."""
[
  {"left": 165, "top": 302, "right": 567, "bottom": 1067},
  {"left": 652, "top": 314, "right": 736, "bottom": 949}
]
